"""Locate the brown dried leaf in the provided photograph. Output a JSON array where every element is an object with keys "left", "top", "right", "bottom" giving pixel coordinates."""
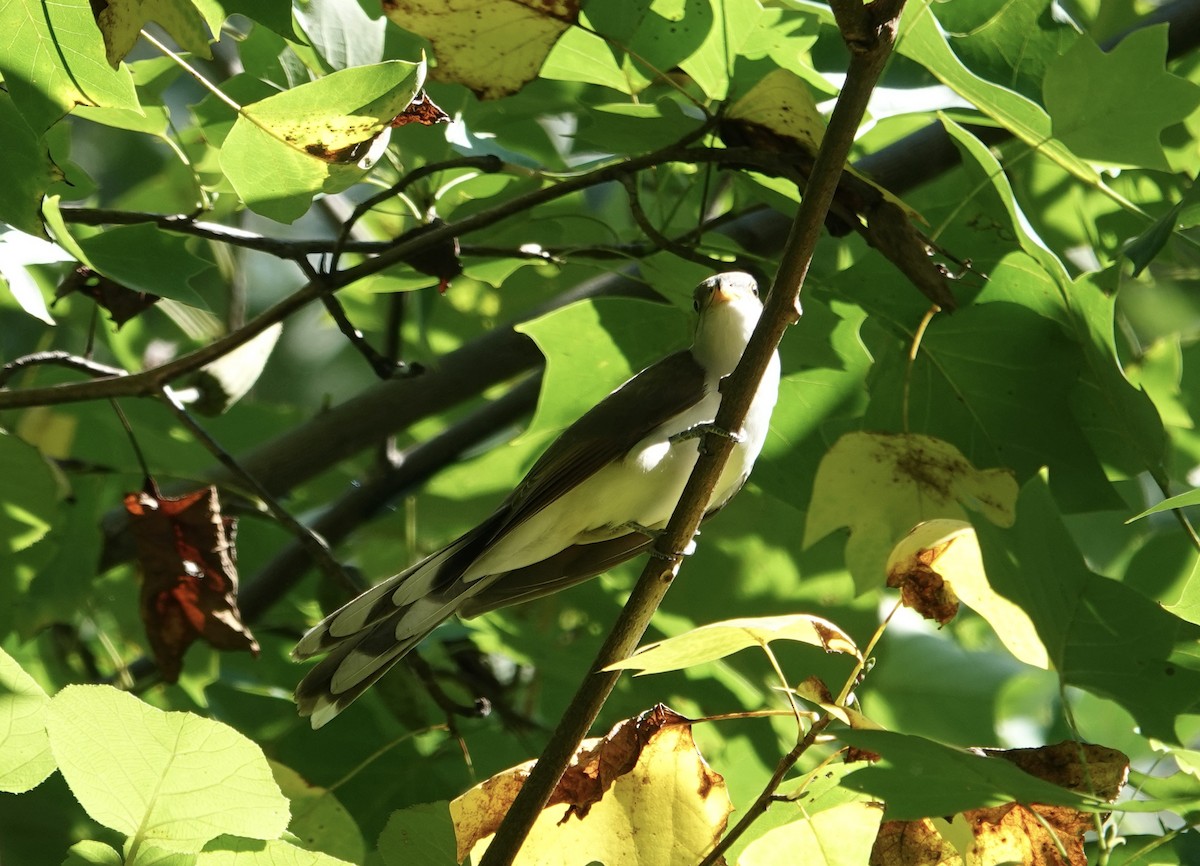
[
  {"left": 390, "top": 90, "right": 450, "bottom": 127},
  {"left": 125, "top": 486, "right": 258, "bottom": 682},
  {"left": 451, "top": 705, "right": 730, "bottom": 865},
  {"left": 55, "top": 266, "right": 160, "bottom": 328},
  {"left": 886, "top": 542, "right": 960, "bottom": 625}
]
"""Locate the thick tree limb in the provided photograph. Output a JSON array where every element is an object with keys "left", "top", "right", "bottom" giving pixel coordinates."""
[{"left": 474, "top": 4, "right": 906, "bottom": 864}]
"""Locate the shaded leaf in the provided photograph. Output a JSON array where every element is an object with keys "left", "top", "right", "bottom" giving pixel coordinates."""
[
  {"left": 54, "top": 266, "right": 161, "bottom": 328},
  {"left": 452, "top": 705, "right": 730, "bottom": 865},
  {"left": 382, "top": 0, "right": 579, "bottom": 99},
  {"left": 0, "top": 96, "right": 59, "bottom": 239},
  {"left": 607, "top": 614, "right": 859, "bottom": 676},
  {"left": 62, "top": 841, "right": 124, "bottom": 866},
  {"left": 0, "top": 430, "right": 62, "bottom": 554},
  {"left": 93, "top": 0, "right": 212, "bottom": 67},
  {"left": 0, "top": 647, "right": 55, "bottom": 793},
  {"left": 974, "top": 475, "right": 1200, "bottom": 740},
  {"left": 46, "top": 685, "right": 290, "bottom": 845},
  {"left": 197, "top": 837, "right": 353, "bottom": 865},
  {"left": 378, "top": 802, "right": 459, "bottom": 866},
  {"left": 125, "top": 486, "right": 259, "bottom": 683},
  {"left": 270, "top": 762, "right": 365, "bottom": 865},
  {"left": 841, "top": 730, "right": 1115, "bottom": 821},
  {"left": 1044, "top": 28, "right": 1200, "bottom": 170}
]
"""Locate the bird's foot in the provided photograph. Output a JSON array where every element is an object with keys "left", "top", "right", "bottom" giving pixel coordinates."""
[
  {"left": 622, "top": 522, "right": 698, "bottom": 559},
  {"left": 669, "top": 422, "right": 745, "bottom": 455}
]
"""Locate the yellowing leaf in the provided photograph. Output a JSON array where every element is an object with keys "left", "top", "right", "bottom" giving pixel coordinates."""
[
  {"left": 383, "top": 0, "right": 579, "bottom": 99},
  {"left": 726, "top": 68, "right": 826, "bottom": 154},
  {"left": 220, "top": 60, "right": 424, "bottom": 221},
  {"left": 804, "top": 432, "right": 1018, "bottom": 591},
  {"left": 453, "top": 705, "right": 730, "bottom": 865},
  {"left": 606, "top": 614, "right": 860, "bottom": 676},
  {"left": 886, "top": 520, "right": 1049, "bottom": 669},
  {"left": 738, "top": 802, "right": 883, "bottom": 866},
  {"left": 95, "top": 0, "right": 212, "bottom": 67}
]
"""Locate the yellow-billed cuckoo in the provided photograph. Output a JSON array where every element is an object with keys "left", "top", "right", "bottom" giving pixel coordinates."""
[{"left": 294, "top": 272, "right": 780, "bottom": 727}]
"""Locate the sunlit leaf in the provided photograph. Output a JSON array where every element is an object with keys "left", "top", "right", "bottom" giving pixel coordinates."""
[
  {"left": 607, "top": 614, "right": 859, "bottom": 676},
  {"left": 737, "top": 802, "right": 882, "bottom": 866},
  {"left": 453, "top": 706, "right": 730, "bottom": 865},
  {"left": 94, "top": 0, "right": 212, "bottom": 67},
  {"left": 804, "top": 432, "right": 1017, "bottom": 591},
  {"left": 46, "top": 685, "right": 289, "bottom": 845},
  {"left": 383, "top": 0, "right": 578, "bottom": 99},
  {"left": 0, "top": 647, "right": 55, "bottom": 793}
]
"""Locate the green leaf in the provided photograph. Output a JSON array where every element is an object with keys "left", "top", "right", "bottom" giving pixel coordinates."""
[
  {"left": 197, "top": 838, "right": 354, "bottom": 865},
  {"left": 76, "top": 224, "right": 212, "bottom": 309},
  {"left": 0, "top": 429, "right": 62, "bottom": 554},
  {"left": 940, "top": 118, "right": 1168, "bottom": 484},
  {"left": 804, "top": 432, "right": 1017, "bottom": 591},
  {"left": 539, "top": 27, "right": 630, "bottom": 93},
  {"left": 893, "top": 0, "right": 1128, "bottom": 207},
  {"left": 736, "top": 802, "right": 883, "bottom": 866},
  {"left": 62, "top": 841, "right": 124, "bottom": 866},
  {"left": 0, "top": 0, "right": 140, "bottom": 133},
  {"left": 607, "top": 614, "right": 859, "bottom": 676},
  {"left": 1044, "top": 27, "right": 1200, "bottom": 170},
  {"left": 516, "top": 297, "right": 689, "bottom": 440},
  {"left": 377, "top": 802, "right": 459, "bottom": 866},
  {"left": 294, "top": 0, "right": 385, "bottom": 71},
  {"left": 271, "top": 762, "right": 364, "bottom": 865},
  {"left": 46, "top": 685, "right": 290, "bottom": 846},
  {"left": 0, "top": 646, "right": 55, "bottom": 793},
  {"left": 933, "top": 0, "right": 1077, "bottom": 102},
  {"left": 0, "top": 96, "right": 58, "bottom": 238},
  {"left": 973, "top": 475, "right": 1200, "bottom": 741},
  {"left": 839, "top": 730, "right": 1101, "bottom": 820},
  {"left": 94, "top": 0, "right": 212, "bottom": 67},
  {"left": 383, "top": 0, "right": 577, "bottom": 100},
  {"left": 1129, "top": 488, "right": 1200, "bottom": 521},
  {"left": 220, "top": 60, "right": 424, "bottom": 221}
]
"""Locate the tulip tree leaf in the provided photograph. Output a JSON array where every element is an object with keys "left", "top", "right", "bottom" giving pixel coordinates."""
[
  {"left": 0, "top": 0, "right": 140, "bottom": 133},
  {"left": 804, "top": 432, "right": 1018, "bottom": 591},
  {"left": 94, "top": 0, "right": 213, "bottom": 68},
  {"left": 383, "top": 0, "right": 579, "bottom": 99},
  {"left": 220, "top": 60, "right": 424, "bottom": 221},
  {"left": 1044, "top": 27, "right": 1200, "bottom": 170},
  {"left": 608, "top": 614, "right": 860, "bottom": 676}
]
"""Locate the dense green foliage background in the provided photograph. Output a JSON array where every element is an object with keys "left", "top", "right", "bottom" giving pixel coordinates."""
[{"left": 5, "top": 0, "right": 1200, "bottom": 862}]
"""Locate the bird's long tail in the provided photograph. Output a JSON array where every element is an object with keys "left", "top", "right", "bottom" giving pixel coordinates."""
[{"left": 292, "top": 524, "right": 493, "bottom": 728}]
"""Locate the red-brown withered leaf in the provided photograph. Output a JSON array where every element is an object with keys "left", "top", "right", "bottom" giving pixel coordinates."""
[{"left": 125, "top": 486, "right": 258, "bottom": 681}]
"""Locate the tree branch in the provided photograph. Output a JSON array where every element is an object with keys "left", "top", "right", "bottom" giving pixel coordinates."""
[{"left": 474, "top": 4, "right": 907, "bottom": 864}]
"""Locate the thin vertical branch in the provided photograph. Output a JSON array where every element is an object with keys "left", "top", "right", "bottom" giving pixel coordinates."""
[{"left": 475, "top": 4, "right": 909, "bottom": 864}]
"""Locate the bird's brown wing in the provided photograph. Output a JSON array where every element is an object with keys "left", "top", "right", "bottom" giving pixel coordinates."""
[{"left": 491, "top": 349, "right": 708, "bottom": 538}]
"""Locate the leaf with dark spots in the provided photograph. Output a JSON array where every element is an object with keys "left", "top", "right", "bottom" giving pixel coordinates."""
[
  {"left": 124, "top": 486, "right": 258, "bottom": 682},
  {"left": 54, "top": 266, "right": 160, "bottom": 328}
]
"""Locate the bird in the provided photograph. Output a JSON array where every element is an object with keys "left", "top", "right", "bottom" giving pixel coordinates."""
[{"left": 293, "top": 272, "right": 781, "bottom": 728}]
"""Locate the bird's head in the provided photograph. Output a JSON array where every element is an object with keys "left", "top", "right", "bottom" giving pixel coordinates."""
[{"left": 691, "top": 272, "right": 763, "bottom": 375}]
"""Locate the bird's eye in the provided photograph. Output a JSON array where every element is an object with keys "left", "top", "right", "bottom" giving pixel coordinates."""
[
  {"left": 750, "top": 286, "right": 759, "bottom": 297},
  {"left": 693, "top": 298, "right": 701, "bottom": 312}
]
